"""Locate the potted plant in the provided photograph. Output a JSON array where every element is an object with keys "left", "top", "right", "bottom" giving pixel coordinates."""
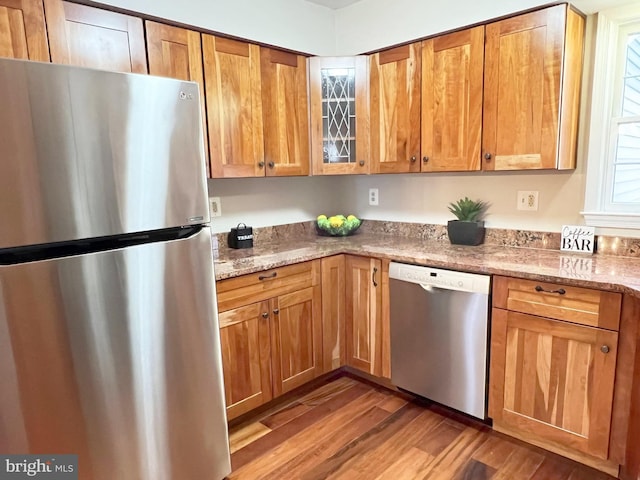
[{"left": 447, "top": 197, "right": 487, "bottom": 246}]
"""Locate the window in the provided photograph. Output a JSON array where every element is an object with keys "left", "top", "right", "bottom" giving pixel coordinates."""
[{"left": 583, "top": 4, "right": 640, "bottom": 229}]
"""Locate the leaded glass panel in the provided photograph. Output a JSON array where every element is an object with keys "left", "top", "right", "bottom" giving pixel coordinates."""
[{"left": 321, "top": 67, "right": 356, "bottom": 164}]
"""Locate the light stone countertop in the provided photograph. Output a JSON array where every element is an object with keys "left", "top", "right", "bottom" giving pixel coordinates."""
[{"left": 213, "top": 232, "right": 640, "bottom": 297}]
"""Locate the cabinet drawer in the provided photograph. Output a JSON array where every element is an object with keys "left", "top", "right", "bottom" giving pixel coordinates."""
[
  {"left": 493, "top": 276, "right": 621, "bottom": 330},
  {"left": 217, "top": 261, "right": 320, "bottom": 312}
]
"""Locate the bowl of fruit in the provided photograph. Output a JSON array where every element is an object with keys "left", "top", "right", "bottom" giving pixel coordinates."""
[{"left": 316, "top": 214, "right": 362, "bottom": 236}]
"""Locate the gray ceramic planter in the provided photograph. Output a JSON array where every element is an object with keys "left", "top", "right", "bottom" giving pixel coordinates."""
[{"left": 447, "top": 220, "right": 485, "bottom": 246}]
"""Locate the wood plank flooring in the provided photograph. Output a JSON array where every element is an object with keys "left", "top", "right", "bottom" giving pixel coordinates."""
[{"left": 227, "top": 374, "right": 617, "bottom": 480}]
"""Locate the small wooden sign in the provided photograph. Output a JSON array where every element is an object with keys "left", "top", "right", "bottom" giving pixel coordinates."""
[{"left": 560, "top": 225, "right": 595, "bottom": 253}]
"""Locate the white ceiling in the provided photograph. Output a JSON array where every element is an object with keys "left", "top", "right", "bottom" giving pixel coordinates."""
[{"left": 306, "top": 0, "right": 361, "bottom": 9}]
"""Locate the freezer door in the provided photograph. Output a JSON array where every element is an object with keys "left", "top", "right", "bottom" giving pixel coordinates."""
[
  {"left": 0, "top": 228, "right": 231, "bottom": 480},
  {"left": 0, "top": 58, "right": 209, "bottom": 249}
]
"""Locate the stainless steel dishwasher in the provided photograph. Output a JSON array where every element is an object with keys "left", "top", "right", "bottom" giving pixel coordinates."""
[{"left": 389, "top": 262, "right": 491, "bottom": 419}]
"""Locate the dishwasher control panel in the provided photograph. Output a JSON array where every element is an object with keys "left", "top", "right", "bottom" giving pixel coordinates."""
[{"left": 389, "top": 262, "right": 490, "bottom": 294}]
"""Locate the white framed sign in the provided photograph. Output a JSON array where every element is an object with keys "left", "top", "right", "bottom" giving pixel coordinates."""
[{"left": 560, "top": 225, "right": 596, "bottom": 253}]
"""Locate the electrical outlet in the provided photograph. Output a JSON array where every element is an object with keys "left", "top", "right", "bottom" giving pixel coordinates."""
[
  {"left": 369, "top": 188, "right": 379, "bottom": 206},
  {"left": 517, "top": 191, "right": 539, "bottom": 211},
  {"left": 209, "top": 197, "right": 222, "bottom": 217}
]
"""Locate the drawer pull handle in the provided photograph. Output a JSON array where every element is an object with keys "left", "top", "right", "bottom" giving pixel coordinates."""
[
  {"left": 535, "top": 285, "right": 566, "bottom": 295},
  {"left": 262, "top": 312, "right": 269, "bottom": 319},
  {"left": 258, "top": 272, "right": 277, "bottom": 281},
  {"left": 273, "top": 308, "right": 280, "bottom": 315},
  {"left": 601, "top": 345, "right": 610, "bottom": 354},
  {"left": 372, "top": 267, "right": 378, "bottom": 287}
]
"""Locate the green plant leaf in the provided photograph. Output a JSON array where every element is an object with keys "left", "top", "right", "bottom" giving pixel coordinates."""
[{"left": 447, "top": 197, "right": 487, "bottom": 222}]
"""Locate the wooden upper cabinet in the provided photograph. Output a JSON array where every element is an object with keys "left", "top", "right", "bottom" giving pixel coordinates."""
[
  {"left": 482, "top": 5, "right": 584, "bottom": 170},
  {"left": 146, "top": 22, "right": 209, "bottom": 176},
  {"left": 261, "top": 48, "right": 310, "bottom": 176},
  {"left": 421, "top": 26, "right": 484, "bottom": 172},
  {"left": 43, "top": 0, "right": 147, "bottom": 73},
  {"left": 0, "top": 0, "right": 49, "bottom": 61},
  {"left": 370, "top": 43, "right": 421, "bottom": 174},
  {"left": 309, "top": 56, "right": 370, "bottom": 175},
  {"left": 203, "top": 36, "right": 264, "bottom": 178}
]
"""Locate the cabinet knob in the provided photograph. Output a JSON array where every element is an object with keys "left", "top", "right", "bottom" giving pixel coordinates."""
[
  {"left": 484, "top": 153, "right": 492, "bottom": 161},
  {"left": 601, "top": 345, "right": 610, "bottom": 354},
  {"left": 410, "top": 156, "right": 417, "bottom": 163},
  {"left": 262, "top": 312, "right": 269, "bottom": 319},
  {"left": 359, "top": 160, "right": 365, "bottom": 166},
  {"left": 268, "top": 161, "right": 275, "bottom": 168},
  {"left": 273, "top": 308, "right": 280, "bottom": 315},
  {"left": 258, "top": 161, "right": 265, "bottom": 168},
  {"left": 422, "top": 156, "right": 429, "bottom": 163}
]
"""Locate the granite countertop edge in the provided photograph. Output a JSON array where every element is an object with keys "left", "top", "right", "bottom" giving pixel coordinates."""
[{"left": 213, "top": 233, "right": 640, "bottom": 298}]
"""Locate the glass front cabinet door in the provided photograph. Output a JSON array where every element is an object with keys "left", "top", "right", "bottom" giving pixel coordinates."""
[{"left": 309, "top": 56, "right": 370, "bottom": 175}]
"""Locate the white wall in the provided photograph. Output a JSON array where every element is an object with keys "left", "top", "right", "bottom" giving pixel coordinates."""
[
  {"left": 334, "top": 0, "right": 545, "bottom": 55},
  {"left": 207, "top": 176, "right": 349, "bottom": 233},
  {"left": 334, "top": 0, "right": 635, "bottom": 54},
  {"left": 94, "top": 0, "right": 336, "bottom": 55},
  {"left": 342, "top": 171, "right": 585, "bottom": 231}
]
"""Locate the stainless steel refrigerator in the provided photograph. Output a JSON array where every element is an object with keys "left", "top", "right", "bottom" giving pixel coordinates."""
[{"left": 0, "top": 58, "right": 231, "bottom": 479}]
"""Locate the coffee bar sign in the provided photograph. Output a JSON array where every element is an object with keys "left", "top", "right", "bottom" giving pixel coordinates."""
[{"left": 561, "top": 225, "right": 596, "bottom": 253}]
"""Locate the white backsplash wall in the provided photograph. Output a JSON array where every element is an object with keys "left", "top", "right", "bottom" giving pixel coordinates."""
[
  {"left": 342, "top": 171, "right": 587, "bottom": 233},
  {"left": 207, "top": 176, "right": 350, "bottom": 233}
]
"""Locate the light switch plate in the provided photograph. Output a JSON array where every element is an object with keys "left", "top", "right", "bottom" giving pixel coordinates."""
[{"left": 209, "top": 197, "right": 222, "bottom": 217}]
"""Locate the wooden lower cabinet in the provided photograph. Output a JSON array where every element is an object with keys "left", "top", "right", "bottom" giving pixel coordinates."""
[
  {"left": 219, "top": 301, "right": 272, "bottom": 420},
  {"left": 270, "top": 286, "right": 322, "bottom": 396},
  {"left": 321, "top": 255, "right": 346, "bottom": 372},
  {"left": 217, "top": 261, "right": 322, "bottom": 420},
  {"left": 345, "top": 255, "right": 390, "bottom": 378},
  {"left": 489, "top": 308, "right": 618, "bottom": 460},
  {"left": 489, "top": 275, "right": 624, "bottom": 476}
]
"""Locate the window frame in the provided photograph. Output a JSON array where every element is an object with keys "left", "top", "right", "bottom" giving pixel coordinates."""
[{"left": 582, "top": 4, "right": 640, "bottom": 229}]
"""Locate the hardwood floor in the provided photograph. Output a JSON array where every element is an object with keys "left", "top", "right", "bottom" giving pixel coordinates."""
[{"left": 227, "top": 374, "right": 616, "bottom": 480}]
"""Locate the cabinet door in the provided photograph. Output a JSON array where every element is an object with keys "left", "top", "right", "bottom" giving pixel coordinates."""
[
  {"left": 146, "top": 22, "right": 210, "bottom": 177},
  {"left": 0, "top": 0, "right": 49, "bottom": 61},
  {"left": 309, "top": 56, "right": 370, "bottom": 175},
  {"left": 219, "top": 301, "right": 272, "bottom": 421},
  {"left": 370, "top": 43, "right": 421, "bottom": 174},
  {"left": 482, "top": 5, "right": 582, "bottom": 170},
  {"left": 489, "top": 308, "right": 618, "bottom": 460},
  {"left": 321, "top": 255, "right": 346, "bottom": 372},
  {"left": 345, "top": 256, "right": 385, "bottom": 376},
  {"left": 271, "top": 285, "right": 322, "bottom": 396},
  {"left": 44, "top": 0, "right": 146, "bottom": 73},
  {"left": 203, "top": 36, "right": 265, "bottom": 178},
  {"left": 421, "top": 27, "right": 483, "bottom": 172},
  {"left": 261, "top": 47, "right": 310, "bottom": 176}
]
